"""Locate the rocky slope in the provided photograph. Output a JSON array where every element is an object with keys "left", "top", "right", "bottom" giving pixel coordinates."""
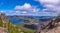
[
  {"left": 41, "top": 25, "right": 60, "bottom": 33},
  {"left": 0, "top": 13, "right": 8, "bottom": 33},
  {"left": 0, "top": 13, "right": 60, "bottom": 33},
  {"left": 0, "top": 13, "right": 36, "bottom": 33},
  {"left": 40, "top": 15, "right": 60, "bottom": 33},
  {"left": 48, "top": 26, "right": 60, "bottom": 33},
  {"left": 0, "top": 13, "right": 22, "bottom": 33}
]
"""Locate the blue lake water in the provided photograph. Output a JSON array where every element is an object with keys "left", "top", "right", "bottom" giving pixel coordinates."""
[
  {"left": 8, "top": 16, "right": 55, "bottom": 24},
  {"left": 9, "top": 17, "right": 24, "bottom": 24}
]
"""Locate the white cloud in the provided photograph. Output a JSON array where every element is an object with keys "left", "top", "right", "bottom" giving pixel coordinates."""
[
  {"left": 39, "top": 0, "right": 60, "bottom": 5},
  {"left": 0, "top": 11, "right": 5, "bottom": 13},
  {"left": 14, "top": 3, "right": 39, "bottom": 13},
  {"left": 15, "top": 3, "right": 32, "bottom": 11},
  {"left": 22, "top": 11, "right": 27, "bottom": 14},
  {"left": 35, "top": 0, "right": 60, "bottom": 13},
  {"left": 0, "top": 10, "right": 58, "bottom": 16},
  {"left": 0, "top": 2, "right": 58, "bottom": 16}
]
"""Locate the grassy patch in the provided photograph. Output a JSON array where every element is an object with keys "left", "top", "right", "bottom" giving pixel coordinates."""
[{"left": 0, "top": 17, "right": 3, "bottom": 27}]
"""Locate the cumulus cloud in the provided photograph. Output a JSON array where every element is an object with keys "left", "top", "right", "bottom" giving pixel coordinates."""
[
  {"left": 39, "top": 0, "right": 60, "bottom": 5},
  {"left": 15, "top": 3, "right": 32, "bottom": 11},
  {"left": 35, "top": 0, "right": 60, "bottom": 13},
  {"left": 14, "top": 3, "right": 39, "bottom": 13}
]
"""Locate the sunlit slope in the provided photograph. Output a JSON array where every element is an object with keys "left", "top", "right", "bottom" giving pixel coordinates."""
[
  {"left": 0, "top": 13, "right": 23, "bottom": 33},
  {"left": 0, "top": 13, "right": 36, "bottom": 33},
  {"left": 6, "top": 19, "right": 36, "bottom": 33},
  {"left": 0, "top": 16, "right": 3, "bottom": 27}
]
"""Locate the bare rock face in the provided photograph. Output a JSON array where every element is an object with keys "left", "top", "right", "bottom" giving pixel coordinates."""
[
  {"left": 36, "top": 15, "right": 60, "bottom": 33},
  {"left": 41, "top": 26, "right": 60, "bottom": 33},
  {"left": 0, "top": 27, "right": 8, "bottom": 33},
  {"left": 40, "top": 19, "right": 60, "bottom": 33}
]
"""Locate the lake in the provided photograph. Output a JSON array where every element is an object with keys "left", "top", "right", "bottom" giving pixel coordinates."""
[
  {"left": 8, "top": 16, "right": 56, "bottom": 24},
  {"left": 8, "top": 16, "right": 24, "bottom": 24}
]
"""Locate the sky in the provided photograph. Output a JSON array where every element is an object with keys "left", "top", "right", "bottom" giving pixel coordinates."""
[
  {"left": 0, "top": 0, "right": 60, "bottom": 16},
  {"left": 0, "top": 0, "right": 42, "bottom": 10}
]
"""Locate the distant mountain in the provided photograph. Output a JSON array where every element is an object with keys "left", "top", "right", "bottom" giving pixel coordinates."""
[{"left": 8, "top": 16, "right": 56, "bottom": 21}]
